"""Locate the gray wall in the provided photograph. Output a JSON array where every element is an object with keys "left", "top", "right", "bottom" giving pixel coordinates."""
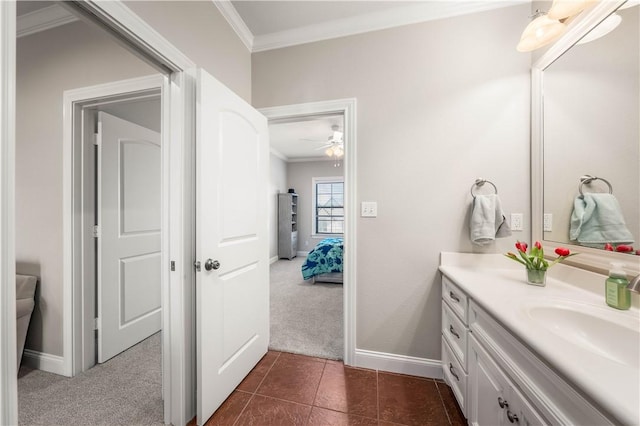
[
  {"left": 100, "top": 97, "right": 161, "bottom": 133},
  {"left": 286, "top": 160, "right": 344, "bottom": 253},
  {"left": 125, "top": 0, "right": 252, "bottom": 103},
  {"left": 253, "top": 5, "right": 532, "bottom": 360},
  {"left": 17, "top": 0, "right": 251, "bottom": 357},
  {"left": 269, "top": 153, "right": 288, "bottom": 259}
]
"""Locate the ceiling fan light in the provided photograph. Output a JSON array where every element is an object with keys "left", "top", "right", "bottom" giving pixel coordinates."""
[
  {"left": 548, "top": 0, "right": 592, "bottom": 20},
  {"left": 517, "top": 14, "right": 566, "bottom": 52},
  {"left": 325, "top": 147, "right": 334, "bottom": 157}
]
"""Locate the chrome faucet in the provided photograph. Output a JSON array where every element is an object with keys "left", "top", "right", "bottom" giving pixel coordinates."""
[{"left": 628, "top": 274, "right": 640, "bottom": 293}]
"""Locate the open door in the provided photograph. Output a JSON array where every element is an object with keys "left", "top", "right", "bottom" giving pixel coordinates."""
[
  {"left": 195, "top": 69, "right": 270, "bottom": 424},
  {"left": 97, "top": 111, "right": 162, "bottom": 363}
]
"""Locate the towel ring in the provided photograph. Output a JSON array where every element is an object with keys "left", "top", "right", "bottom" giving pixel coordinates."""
[
  {"left": 470, "top": 178, "right": 498, "bottom": 199},
  {"left": 579, "top": 175, "right": 613, "bottom": 196}
]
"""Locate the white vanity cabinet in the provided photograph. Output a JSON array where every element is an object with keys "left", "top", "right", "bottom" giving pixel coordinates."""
[
  {"left": 441, "top": 271, "right": 614, "bottom": 426},
  {"left": 441, "top": 275, "right": 469, "bottom": 416}
]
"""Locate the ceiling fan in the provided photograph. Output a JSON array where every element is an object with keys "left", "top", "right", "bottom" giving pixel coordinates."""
[{"left": 312, "top": 125, "right": 344, "bottom": 158}]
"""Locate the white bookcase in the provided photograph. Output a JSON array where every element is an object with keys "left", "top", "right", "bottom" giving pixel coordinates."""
[{"left": 278, "top": 193, "right": 298, "bottom": 259}]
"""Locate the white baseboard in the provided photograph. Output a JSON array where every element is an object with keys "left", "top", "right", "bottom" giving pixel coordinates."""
[
  {"left": 354, "top": 349, "right": 443, "bottom": 379},
  {"left": 21, "top": 349, "right": 68, "bottom": 376},
  {"left": 269, "top": 255, "right": 279, "bottom": 264},
  {"left": 296, "top": 251, "right": 309, "bottom": 257}
]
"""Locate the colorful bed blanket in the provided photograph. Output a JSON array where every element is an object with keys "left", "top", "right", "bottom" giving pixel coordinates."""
[{"left": 301, "top": 238, "right": 343, "bottom": 280}]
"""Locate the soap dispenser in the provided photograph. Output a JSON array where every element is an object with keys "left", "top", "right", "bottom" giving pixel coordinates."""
[{"left": 606, "top": 262, "right": 631, "bottom": 310}]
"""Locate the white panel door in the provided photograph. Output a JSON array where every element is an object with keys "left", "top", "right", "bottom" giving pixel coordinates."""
[
  {"left": 196, "top": 69, "right": 269, "bottom": 424},
  {"left": 98, "top": 111, "right": 162, "bottom": 363}
]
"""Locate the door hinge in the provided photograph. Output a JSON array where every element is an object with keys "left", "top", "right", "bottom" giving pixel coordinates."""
[
  {"left": 94, "top": 317, "right": 100, "bottom": 331},
  {"left": 93, "top": 225, "right": 101, "bottom": 238},
  {"left": 170, "top": 261, "right": 176, "bottom": 272},
  {"left": 93, "top": 132, "right": 101, "bottom": 147},
  {"left": 194, "top": 260, "right": 201, "bottom": 272}
]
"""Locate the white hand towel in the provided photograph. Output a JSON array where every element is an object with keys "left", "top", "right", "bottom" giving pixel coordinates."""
[{"left": 470, "top": 194, "right": 511, "bottom": 245}]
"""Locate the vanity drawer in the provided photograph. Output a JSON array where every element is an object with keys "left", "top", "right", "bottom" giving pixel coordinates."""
[
  {"left": 442, "top": 337, "right": 467, "bottom": 416},
  {"left": 442, "top": 303, "right": 468, "bottom": 368},
  {"left": 442, "top": 275, "right": 468, "bottom": 323}
]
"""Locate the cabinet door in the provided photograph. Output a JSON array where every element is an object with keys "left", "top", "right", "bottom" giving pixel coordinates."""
[
  {"left": 469, "top": 335, "right": 549, "bottom": 426},
  {"left": 468, "top": 335, "right": 508, "bottom": 426},
  {"left": 508, "top": 388, "right": 548, "bottom": 426}
]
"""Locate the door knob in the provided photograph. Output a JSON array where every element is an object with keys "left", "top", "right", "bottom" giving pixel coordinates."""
[{"left": 204, "top": 259, "right": 220, "bottom": 271}]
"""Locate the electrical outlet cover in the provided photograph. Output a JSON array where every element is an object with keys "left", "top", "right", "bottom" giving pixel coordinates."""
[{"left": 510, "top": 213, "right": 524, "bottom": 231}]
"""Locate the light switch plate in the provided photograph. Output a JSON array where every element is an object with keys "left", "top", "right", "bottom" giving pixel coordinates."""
[
  {"left": 511, "top": 213, "right": 523, "bottom": 231},
  {"left": 361, "top": 201, "right": 377, "bottom": 217}
]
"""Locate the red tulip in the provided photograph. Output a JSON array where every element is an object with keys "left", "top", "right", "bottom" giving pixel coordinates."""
[
  {"left": 636, "top": 250, "right": 640, "bottom": 256},
  {"left": 555, "top": 247, "right": 570, "bottom": 257},
  {"left": 604, "top": 243, "right": 614, "bottom": 251},
  {"left": 515, "top": 241, "right": 528, "bottom": 252},
  {"left": 534, "top": 241, "right": 542, "bottom": 250},
  {"left": 616, "top": 245, "right": 634, "bottom": 253}
]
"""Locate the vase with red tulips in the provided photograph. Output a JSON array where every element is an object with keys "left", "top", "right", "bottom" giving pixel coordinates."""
[{"left": 505, "top": 241, "right": 577, "bottom": 286}]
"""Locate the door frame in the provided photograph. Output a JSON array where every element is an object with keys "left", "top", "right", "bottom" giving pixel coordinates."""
[
  {"left": 259, "top": 99, "right": 357, "bottom": 365},
  {"left": 0, "top": 1, "right": 17, "bottom": 424},
  {"left": 63, "top": 75, "right": 164, "bottom": 374},
  {"left": 1, "top": 2, "right": 197, "bottom": 425}
]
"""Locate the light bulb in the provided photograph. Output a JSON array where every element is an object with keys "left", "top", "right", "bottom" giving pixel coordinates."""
[
  {"left": 517, "top": 14, "right": 566, "bottom": 52},
  {"left": 548, "top": 0, "right": 593, "bottom": 20}
]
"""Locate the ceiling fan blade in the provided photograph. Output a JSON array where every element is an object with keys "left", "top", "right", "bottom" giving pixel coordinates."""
[{"left": 315, "top": 143, "right": 334, "bottom": 150}]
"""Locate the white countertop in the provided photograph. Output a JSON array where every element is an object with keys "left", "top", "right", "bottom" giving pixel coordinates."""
[{"left": 439, "top": 252, "right": 640, "bottom": 426}]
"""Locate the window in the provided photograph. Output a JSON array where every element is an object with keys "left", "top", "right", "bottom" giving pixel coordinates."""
[{"left": 314, "top": 178, "right": 344, "bottom": 235}]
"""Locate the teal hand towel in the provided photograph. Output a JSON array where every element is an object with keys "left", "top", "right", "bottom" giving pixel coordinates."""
[
  {"left": 570, "top": 193, "right": 634, "bottom": 245},
  {"left": 470, "top": 194, "right": 511, "bottom": 245}
]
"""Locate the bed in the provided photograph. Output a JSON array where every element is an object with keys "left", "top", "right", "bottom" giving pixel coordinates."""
[{"left": 301, "top": 237, "right": 343, "bottom": 284}]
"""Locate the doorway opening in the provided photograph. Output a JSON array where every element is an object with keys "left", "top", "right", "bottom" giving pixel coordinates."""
[
  {"left": 17, "top": 77, "right": 166, "bottom": 424},
  {"left": 77, "top": 88, "right": 163, "bottom": 370},
  {"left": 5, "top": 1, "right": 198, "bottom": 424},
  {"left": 260, "top": 99, "right": 357, "bottom": 365},
  {"left": 269, "top": 113, "right": 345, "bottom": 360}
]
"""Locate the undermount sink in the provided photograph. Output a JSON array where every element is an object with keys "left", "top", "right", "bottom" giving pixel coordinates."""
[{"left": 523, "top": 299, "right": 640, "bottom": 367}]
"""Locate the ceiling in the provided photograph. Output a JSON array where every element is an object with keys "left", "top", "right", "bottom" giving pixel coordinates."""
[
  {"left": 231, "top": 1, "right": 416, "bottom": 36},
  {"left": 269, "top": 114, "right": 344, "bottom": 162},
  {"left": 16, "top": 1, "right": 51, "bottom": 16},
  {"left": 223, "top": 0, "right": 526, "bottom": 51}
]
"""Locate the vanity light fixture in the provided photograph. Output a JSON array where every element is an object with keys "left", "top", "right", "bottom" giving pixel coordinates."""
[{"left": 517, "top": 10, "right": 567, "bottom": 52}]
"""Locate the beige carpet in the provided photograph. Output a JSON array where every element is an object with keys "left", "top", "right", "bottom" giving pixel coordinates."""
[
  {"left": 18, "top": 332, "right": 162, "bottom": 425},
  {"left": 270, "top": 257, "right": 343, "bottom": 360}
]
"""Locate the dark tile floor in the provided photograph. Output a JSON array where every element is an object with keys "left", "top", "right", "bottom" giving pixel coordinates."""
[{"left": 201, "top": 351, "right": 466, "bottom": 426}]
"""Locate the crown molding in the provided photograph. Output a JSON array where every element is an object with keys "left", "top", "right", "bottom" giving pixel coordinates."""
[
  {"left": 269, "top": 147, "right": 288, "bottom": 162},
  {"left": 17, "top": 4, "right": 78, "bottom": 38},
  {"left": 251, "top": 1, "right": 527, "bottom": 52},
  {"left": 212, "top": 0, "right": 254, "bottom": 52}
]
